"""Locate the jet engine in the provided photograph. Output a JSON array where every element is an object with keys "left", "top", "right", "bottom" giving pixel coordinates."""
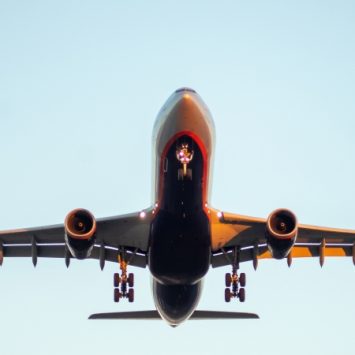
[
  {"left": 266, "top": 209, "right": 298, "bottom": 259},
  {"left": 64, "top": 208, "right": 97, "bottom": 259}
]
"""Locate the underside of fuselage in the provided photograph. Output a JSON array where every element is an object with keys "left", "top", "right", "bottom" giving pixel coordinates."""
[
  {"left": 149, "top": 134, "right": 211, "bottom": 285},
  {"left": 147, "top": 89, "right": 215, "bottom": 325},
  {"left": 148, "top": 135, "right": 211, "bottom": 324}
]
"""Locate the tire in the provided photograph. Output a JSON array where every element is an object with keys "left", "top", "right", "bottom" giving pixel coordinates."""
[
  {"left": 239, "top": 273, "right": 246, "bottom": 287},
  {"left": 225, "top": 273, "right": 232, "bottom": 287},
  {"left": 113, "top": 273, "right": 120, "bottom": 288},
  {"left": 128, "top": 273, "right": 134, "bottom": 288},
  {"left": 128, "top": 288, "right": 134, "bottom": 303},
  {"left": 224, "top": 288, "right": 231, "bottom": 302},
  {"left": 239, "top": 288, "right": 245, "bottom": 303},
  {"left": 114, "top": 288, "right": 120, "bottom": 303}
]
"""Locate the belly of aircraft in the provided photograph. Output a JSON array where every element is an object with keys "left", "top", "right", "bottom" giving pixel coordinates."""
[
  {"left": 148, "top": 134, "right": 211, "bottom": 285},
  {"left": 149, "top": 208, "right": 210, "bottom": 285}
]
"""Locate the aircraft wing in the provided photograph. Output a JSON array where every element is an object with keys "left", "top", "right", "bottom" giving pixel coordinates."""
[
  {"left": 209, "top": 208, "right": 355, "bottom": 268},
  {"left": 0, "top": 210, "right": 152, "bottom": 268}
]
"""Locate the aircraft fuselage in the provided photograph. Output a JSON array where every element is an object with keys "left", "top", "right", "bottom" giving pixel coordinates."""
[{"left": 148, "top": 88, "right": 215, "bottom": 325}]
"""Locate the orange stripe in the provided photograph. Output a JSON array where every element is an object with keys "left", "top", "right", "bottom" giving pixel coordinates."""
[{"left": 258, "top": 246, "right": 348, "bottom": 259}]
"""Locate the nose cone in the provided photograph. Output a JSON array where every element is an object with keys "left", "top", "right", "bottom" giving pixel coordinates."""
[
  {"left": 153, "top": 88, "right": 215, "bottom": 157},
  {"left": 174, "top": 87, "right": 197, "bottom": 94},
  {"left": 152, "top": 88, "right": 216, "bottom": 202},
  {"left": 164, "top": 87, "right": 202, "bottom": 115}
]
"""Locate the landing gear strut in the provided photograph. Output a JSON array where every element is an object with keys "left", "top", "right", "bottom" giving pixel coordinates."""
[
  {"left": 113, "top": 252, "right": 135, "bottom": 303},
  {"left": 224, "top": 247, "right": 246, "bottom": 303},
  {"left": 176, "top": 142, "right": 194, "bottom": 181}
]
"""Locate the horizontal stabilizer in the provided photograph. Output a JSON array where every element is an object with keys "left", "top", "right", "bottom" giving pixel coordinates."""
[
  {"left": 190, "top": 310, "right": 259, "bottom": 319},
  {"left": 89, "top": 311, "right": 160, "bottom": 320},
  {"left": 89, "top": 310, "right": 259, "bottom": 320}
]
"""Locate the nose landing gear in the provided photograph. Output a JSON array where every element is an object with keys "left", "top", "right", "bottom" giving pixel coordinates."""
[
  {"left": 176, "top": 143, "right": 194, "bottom": 181},
  {"left": 113, "top": 254, "right": 135, "bottom": 303}
]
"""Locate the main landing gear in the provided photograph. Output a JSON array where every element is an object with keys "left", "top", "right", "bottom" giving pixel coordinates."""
[
  {"left": 113, "top": 254, "right": 135, "bottom": 303},
  {"left": 224, "top": 270, "right": 246, "bottom": 303},
  {"left": 224, "top": 247, "right": 247, "bottom": 303}
]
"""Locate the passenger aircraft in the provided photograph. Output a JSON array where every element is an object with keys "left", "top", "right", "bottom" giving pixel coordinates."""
[{"left": 1, "top": 88, "right": 355, "bottom": 326}]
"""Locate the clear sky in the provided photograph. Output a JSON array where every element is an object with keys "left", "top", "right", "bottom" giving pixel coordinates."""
[{"left": 1, "top": 1, "right": 355, "bottom": 354}]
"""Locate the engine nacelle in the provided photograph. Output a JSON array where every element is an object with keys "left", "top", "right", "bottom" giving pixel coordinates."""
[
  {"left": 64, "top": 208, "right": 96, "bottom": 259},
  {"left": 266, "top": 208, "right": 298, "bottom": 259}
]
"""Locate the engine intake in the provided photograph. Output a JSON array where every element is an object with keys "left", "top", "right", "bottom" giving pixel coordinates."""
[
  {"left": 266, "top": 209, "right": 298, "bottom": 259},
  {"left": 64, "top": 208, "right": 96, "bottom": 259}
]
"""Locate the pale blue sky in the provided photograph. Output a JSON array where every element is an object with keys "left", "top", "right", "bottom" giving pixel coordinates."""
[{"left": 1, "top": 1, "right": 355, "bottom": 354}]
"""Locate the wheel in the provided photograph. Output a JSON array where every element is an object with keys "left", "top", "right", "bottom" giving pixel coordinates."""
[
  {"left": 238, "top": 287, "right": 245, "bottom": 302},
  {"left": 114, "top": 288, "right": 120, "bottom": 303},
  {"left": 113, "top": 273, "right": 120, "bottom": 288},
  {"left": 224, "top": 288, "right": 231, "bottom": 302},
  {"left": 225, "top": 273, "right": 232, "bottom": 287},
  {"left": 128, "top": 288, "right": 134, "bottom": 303},
  {"left": 239, "top": 273, "right": 246, "bottom": 287},
  {"left": 128, "top": 273, "right": 134, "bottom": 288}
]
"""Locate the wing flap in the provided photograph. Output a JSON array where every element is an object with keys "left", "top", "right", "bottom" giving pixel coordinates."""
[
  {"left": 212, "top": 243, "right": 354, "bottom": 267},
  {"left": 1, "top": 244, "right": 65, "bottom": 258},
  {"left": 0, "top": 244, "right": 147, "bottom": 267},
  {"left": 258, "top": 244, "right": 352, "bottom": 259}
]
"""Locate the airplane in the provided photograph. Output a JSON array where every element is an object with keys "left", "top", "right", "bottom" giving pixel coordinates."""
[{"left": 1, "top": 87, "right": 355, "bottom": 327}]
